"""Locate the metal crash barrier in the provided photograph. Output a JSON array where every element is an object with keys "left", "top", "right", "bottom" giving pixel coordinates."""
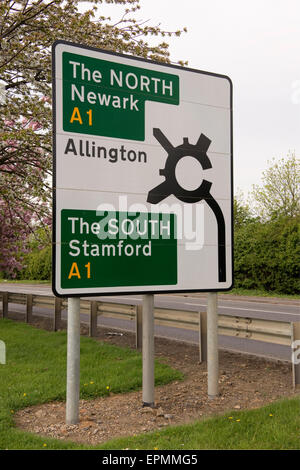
[{"left": 0, "top": 290, "right": 299, "bottom": 388}]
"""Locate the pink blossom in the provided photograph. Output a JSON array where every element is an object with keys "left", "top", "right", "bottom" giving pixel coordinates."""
[
  {"left": 28, "top": 121, "right": 42, "bottom": 131},
  {"left": 4, "top": 119, "right": 15, "bottom": 127},
  {"left": 41, "top": 96, "right": 50, "bottom": 103}
]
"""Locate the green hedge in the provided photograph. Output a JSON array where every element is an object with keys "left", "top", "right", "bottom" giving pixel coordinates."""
[
  {"left": 19, "top": 245, "right": 52, "bottom": 281},
  {"left": 234, "top": 216, "right": 300, "bottom": 294}
]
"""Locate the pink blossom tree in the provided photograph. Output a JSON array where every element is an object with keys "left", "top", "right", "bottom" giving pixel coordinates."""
[{"left": 0, "top": 0, "right": 185, "bottom": 277}]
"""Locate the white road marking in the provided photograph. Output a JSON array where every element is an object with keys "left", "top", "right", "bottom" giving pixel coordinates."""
[
  {"left": 183, "top": 302, "right": 300, "bottom": 317},
  {"left": 106, "top": 296, "right": 300, "bottom": 317}
]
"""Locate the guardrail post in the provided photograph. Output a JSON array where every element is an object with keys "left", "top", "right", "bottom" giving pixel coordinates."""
[
  {"left": 66, "top": 297, "right": 81, "bottom": 425},
  {"left": 2, "top": 292, "right": 8, "bottom": 318},
  {"left": 136, "top": 304, "right": 143, "bottom": 350},
  {"left": 199, "top": 311, "right": 207, "bottom": 363},
  {"left": 207, "top": 292, "right": 219, "bottom": 399},
  {"left": 292, "top": 322, "right": 300, "bottom": 388},
  {"left": 26, "top": 294, "right": 33, "bottom": 323},
  {"left": 89, "top": 301, "right": 98, "bottom": 337},
  {"left": 142, "top": 294, "right": 155, "bottom": 407},
  {"left": 54, "top": 297, "right": 62, "bottom": 331}
]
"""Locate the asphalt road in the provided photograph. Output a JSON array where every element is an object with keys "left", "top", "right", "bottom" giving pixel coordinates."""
[{"left": 1, "top": 282, "right": 299, "bottom": 361}]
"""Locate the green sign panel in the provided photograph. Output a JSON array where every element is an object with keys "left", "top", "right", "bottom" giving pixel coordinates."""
[
  {"left": 62, "top": 52, "right": 179, "bottom": 141},
  {"left": 61, "top": 210, "right": 177, "bottom": 289}
]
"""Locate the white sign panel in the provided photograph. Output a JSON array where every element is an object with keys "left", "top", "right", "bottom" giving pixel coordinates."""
[{"left": 52, "top": 40, "right": 233, "bottom": 296}]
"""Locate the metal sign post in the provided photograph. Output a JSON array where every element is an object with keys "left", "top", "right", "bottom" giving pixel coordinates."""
[
  {"left": 142, "top": 294, "right": 155, "bottom": 407},
  {"left": 207, "top": 292, "right": 219, "bottom": 399},
  {"left": 66, "top": 297, "right": 81, "bottom": 424}
]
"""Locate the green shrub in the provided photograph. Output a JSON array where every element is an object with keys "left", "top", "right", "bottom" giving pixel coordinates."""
[
  {"left": 19, "top": 245, "right": 51, "bottom": 280},
  {"left": 234, "top": 216, "right": 300, "bottom": 294}
]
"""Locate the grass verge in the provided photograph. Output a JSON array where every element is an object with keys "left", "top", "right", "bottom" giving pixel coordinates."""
[
  {"left": 0, "top": 319, "right": 299, "bottom": 450},
  {"left": 0, "top": 279, "right": 51, "bottom": 285},
  {"left": 224, "top": 287, "right": 300, "bottom": 299},
  {"left": 96, "top": 397, "right": 300, "bottom": 450},
  {"left": 0, "top": 319, "right": 182, "bottom": 449}
]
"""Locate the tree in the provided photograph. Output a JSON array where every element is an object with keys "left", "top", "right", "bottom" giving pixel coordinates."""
[
  {"left": 233, "top": 158, "right": 300, "bottom": 294},
  {"left": 251, "top": 152, "right": 300, "bottom": 220},
  {"left": 0, "top": 199, "right": 30, "bottom": 277},
  {"left": 233, "top": 193, "right": 254, "bottom": 229},
  {"left": 0, "top": 0, "right": 186, "bottom": 277}
]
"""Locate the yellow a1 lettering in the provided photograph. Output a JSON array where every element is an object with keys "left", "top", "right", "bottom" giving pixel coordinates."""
[
  {"left": 86, "top": 109, "right": 92, "bottom": 126},
  {"left": 85, "top": 262, "right": 91, "bottom": 279},
  {"left": 70, "top": 107, "right": 83, "bottom": 124},
  {"left": 68, "top": 262, "right": 81, "bottom": 279}
]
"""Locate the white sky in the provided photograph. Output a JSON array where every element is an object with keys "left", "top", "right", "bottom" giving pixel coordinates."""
[{"left": 84, "top": 0, "right": 300, "bottom": 196}]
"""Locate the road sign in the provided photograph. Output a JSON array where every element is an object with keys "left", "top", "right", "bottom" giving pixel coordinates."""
[{"left": 52, "top": 40, "right": 233, "bottom": 297}]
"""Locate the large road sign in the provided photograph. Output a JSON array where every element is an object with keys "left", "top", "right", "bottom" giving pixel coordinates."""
[{"left": 52, "top": 40, "right": 233, "bottom": 297}]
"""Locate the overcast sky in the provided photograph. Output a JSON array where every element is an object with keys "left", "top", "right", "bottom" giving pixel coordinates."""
[
  {"left": 87, "top": 0, "right": 300, "bottom": 196},
  {"left": 138, "top": 0, "right": 300, "bottom": 196}
]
